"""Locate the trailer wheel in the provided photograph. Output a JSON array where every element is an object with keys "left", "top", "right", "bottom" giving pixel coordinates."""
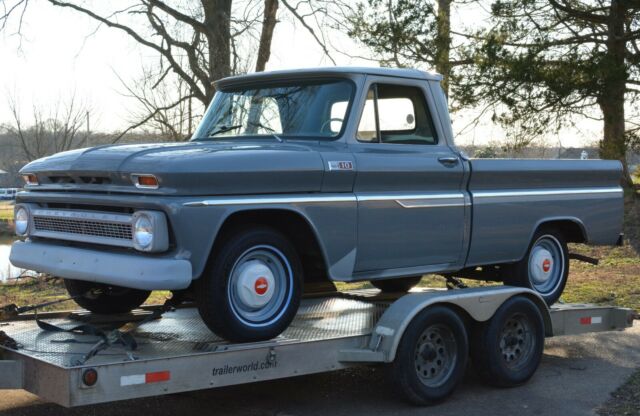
[
  {"left": 390, "top": 306, "right": 468, "bottom": 405},
  {"left": 507, "top": 227, "right": 569, "bottom": 305},
  {"left": 63, "top": 279, "right": 150, "bottom": 314},
  {"left": 471, "top": 296, "right": 544, "bottom": 387},
  {"left": 371, "top": 276, "right": 422, "bottom": 293},
  {"left": 196, "top": 226, "right": 302, "bottom": 342}
]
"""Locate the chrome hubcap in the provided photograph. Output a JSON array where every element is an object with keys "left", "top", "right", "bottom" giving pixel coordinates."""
[
  {"left": 227, "top": 245, "right": 293, "bottom": 327},
  {"left": 235, "top": 260, "right": 276, "bottom": 308},
  {"left": 528, "top": 235, "right": 564, "bottom": 295}
]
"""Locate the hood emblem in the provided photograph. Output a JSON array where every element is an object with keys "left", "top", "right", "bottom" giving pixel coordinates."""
[{"left": 328, "top": 161, "right": 354, "bottom": 171}]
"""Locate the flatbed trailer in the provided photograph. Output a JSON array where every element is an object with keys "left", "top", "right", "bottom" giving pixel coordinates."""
[{"left": 0, "top": 286, "right": 636, "bottom": 408}]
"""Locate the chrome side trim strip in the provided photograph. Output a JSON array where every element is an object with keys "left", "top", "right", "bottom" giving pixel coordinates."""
[
  {"left": 183, "top": 194, "right": 357, "bottom": 207},
  {"left": 395, "top": 200, "right": 467, "bottom": 209},
  {"left": 473, "top": 187, "right": 623, "bottom": 199},
  {"left": 357, "top": 193, "right": 464, "bottom": 202}
]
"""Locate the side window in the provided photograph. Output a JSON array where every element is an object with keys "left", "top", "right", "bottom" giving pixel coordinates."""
[
  {"left": 330, "top": 101, "right": 348, "bottom": 134},
  {"left": 356, "top": 84, "right": 438, "bottom": 145}
]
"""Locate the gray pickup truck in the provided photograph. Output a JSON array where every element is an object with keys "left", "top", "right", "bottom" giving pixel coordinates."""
[{"left": 10, "top": 67, "right": 623, "bottom": 342}]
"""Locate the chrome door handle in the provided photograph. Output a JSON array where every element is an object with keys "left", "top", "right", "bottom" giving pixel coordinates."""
[{"left": 438, "top": 156, "right": 459, "bottom": 167}]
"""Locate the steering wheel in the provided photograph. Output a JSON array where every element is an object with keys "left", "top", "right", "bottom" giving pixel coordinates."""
[{"left": 320, "top": 118, "right": 344, "bottom": 134}]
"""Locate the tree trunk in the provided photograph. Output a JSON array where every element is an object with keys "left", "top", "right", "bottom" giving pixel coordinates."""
[
  {"left": 203, "top": 0, "right": 233, "bottom": 102},
  {"left": 598, "top": 0, "right": 631, "bottom": 186},
  {"left": 246, "top": 0, "right": 279, "bottom": 134},
  {"left": 255, "top": 0, "right": 279, "bottom": 72},
  {"left": 435, "top": 0, "right": 451, "bottom": 97}
]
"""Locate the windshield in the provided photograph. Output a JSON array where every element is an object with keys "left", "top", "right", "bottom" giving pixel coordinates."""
[{"left": 192, "top": 79, "right": 354, "bottom": 140}]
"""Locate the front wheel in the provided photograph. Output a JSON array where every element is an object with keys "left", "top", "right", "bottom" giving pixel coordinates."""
[
  {"left": 506, "top": 227, "right": 569, "bottom": 305},
  {"left": 196, "top": 227, "right": 302, "bottom": 342},
  {"left": 63, "top": 279, "right": 150, "bottom": 314}
]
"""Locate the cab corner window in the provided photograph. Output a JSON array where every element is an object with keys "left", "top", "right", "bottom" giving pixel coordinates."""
[{"left": 356, "top": 84, "right": 437, "bottom": 145}]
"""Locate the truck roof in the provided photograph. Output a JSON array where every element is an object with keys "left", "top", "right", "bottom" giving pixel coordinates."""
[{"left": 216, "top": 66, "right": 443, "bottom": 88}]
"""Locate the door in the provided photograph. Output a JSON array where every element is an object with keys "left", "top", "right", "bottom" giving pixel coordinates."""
[{"left": 351, "top": 80, "right": 466, "bottom": 273}]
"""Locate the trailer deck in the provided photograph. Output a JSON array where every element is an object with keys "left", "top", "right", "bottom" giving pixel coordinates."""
[{"left": 0, "top": 288, "right": 635, "bottom": 407}]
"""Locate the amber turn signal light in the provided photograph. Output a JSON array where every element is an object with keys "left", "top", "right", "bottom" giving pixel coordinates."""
[
  {"left": 131, "top": 174, "right": 159, "bottom": 189},
  {"left": 22, "top": 173, "right": 38, "bottom": 186}
]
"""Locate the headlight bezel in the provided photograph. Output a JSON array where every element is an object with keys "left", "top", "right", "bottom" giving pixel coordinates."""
[
  {"left": 131, "top": 210, "right": 169, "bottom": 252},
  {"left": 14, "top": 205, "right": 30, "bottom": 236}
]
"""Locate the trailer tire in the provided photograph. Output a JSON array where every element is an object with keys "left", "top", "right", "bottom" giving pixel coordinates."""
[
  {"left": 390, "top": 305, "right": 468, "bottom": 405},
  {"left": 63, "top": 279, "right": 150, "bottom": 314},
  {"left": 470, "top": 296, "right": 544, "bottom": 387},
  {"left": 506, "top": 227, "right": 569, "bottom": 305},
  {"left": 196, "top": 226, "right": 302, "bottom": 342},
  {"left": 371, "top": 276, "right": 422, "bottom": 293}
]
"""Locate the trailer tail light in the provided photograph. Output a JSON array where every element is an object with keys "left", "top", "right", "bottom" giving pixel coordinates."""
[{"left": 82, "top": 368, "right": 98, "bottom": 387}]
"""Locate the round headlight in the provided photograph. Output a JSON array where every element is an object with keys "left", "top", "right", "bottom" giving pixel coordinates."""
[
  {"left": 133, "top": 215, "right": 154, "bottom": 249},
  {"left": 15, "top": 207, "right": 29, "bottom": 236}
]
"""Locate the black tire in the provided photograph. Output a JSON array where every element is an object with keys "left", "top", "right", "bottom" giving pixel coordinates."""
[
  {"left": 371, "top": 276, "right": 422, "bottom": 293},
  {"left": 506, "top": 227, "right": 569, "bottom": 305},
  {"left": 390, "top": 306, "right": 469, "bottom": 405},
  {"left": 63, "top": 279, "right": 150, "bottom": 314},
  {"left": 470, "top": 296, "right": 545, "bottom": 387},
  {"left": 196, "top": 226, "right": 302, "bottom": 342}
]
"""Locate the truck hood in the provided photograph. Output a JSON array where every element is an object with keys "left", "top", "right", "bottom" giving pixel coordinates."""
[{"left": 20, "top": 141, "right": 326, "bottom": 196}]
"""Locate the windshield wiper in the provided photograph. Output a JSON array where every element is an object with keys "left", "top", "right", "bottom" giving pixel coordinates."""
[{"left": 208, "top": 125, "right": 243, "bottom": 137}]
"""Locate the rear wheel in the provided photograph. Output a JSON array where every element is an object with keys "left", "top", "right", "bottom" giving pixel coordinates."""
[
  {"left": 471, "top": 296, "right": 545, "bottom": 387},
  {"left": 506, "top": 227, "right": 569, "bottom": 305},
  {"left": 389, "top": 306, "right": 469, "bottom": 405},
  {"left": 196, "top": 226, "right": 302, "bottom": 342},
  {"left": 63, "top": 279, "right": 150, "bottom": 314},
  {"left": 371, "top": 276, "right": 422, "bottom": 293}
]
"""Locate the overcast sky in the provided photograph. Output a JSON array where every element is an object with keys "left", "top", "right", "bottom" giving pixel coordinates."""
[{"left": 0, "top": 1, "right": 603, "bottom": 148}]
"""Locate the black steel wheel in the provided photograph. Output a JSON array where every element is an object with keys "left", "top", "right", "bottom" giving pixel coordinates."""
[
  {"left": 196, "top": 226, "right": 302, "bottom": 342},
  {"left": 63, "top": 279, "right": 150, "bottom": 314},
  {"left": 506, "top": 227, "right": 569, "bottom": 305},
  {"left": 389, "top": 305, "right": 469, "bottom": 405},
  {"left": 471, "top": 295, "right": 545, "bottom": 387},
  {"left": 371, "top": 276, "right": 422, "bottom": 293}
]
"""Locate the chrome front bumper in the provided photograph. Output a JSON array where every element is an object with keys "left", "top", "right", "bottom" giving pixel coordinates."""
[{"left": 9, "top": 241, "right": 192, "bottom": 290}]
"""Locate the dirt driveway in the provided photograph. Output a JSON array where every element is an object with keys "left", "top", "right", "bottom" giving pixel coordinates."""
[{"left": 1, "top": 322, "right": 638, "bottom": 416}]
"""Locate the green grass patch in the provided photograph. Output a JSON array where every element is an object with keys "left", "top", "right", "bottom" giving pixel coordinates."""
[
  {"left": 0, "top": 201, "right": 13, "bottom": 221},
  {"left": 0, "top": 277, "right": 173, "bottom": 312}
]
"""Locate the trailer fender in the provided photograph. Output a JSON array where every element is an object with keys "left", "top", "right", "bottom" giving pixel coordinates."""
[{"left": 368, "top": 287, "right": 551, "bottom": 363}]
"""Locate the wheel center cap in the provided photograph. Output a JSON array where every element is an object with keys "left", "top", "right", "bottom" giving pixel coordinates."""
[
  {"left": 530, "top": 247, "right": 553, "bottom": 284},
  {"left": 236, "top": 260, "right": 275, "bottom": 309},
  {"left": 254, "top": 277, "right": 269, "bottom": 295}
]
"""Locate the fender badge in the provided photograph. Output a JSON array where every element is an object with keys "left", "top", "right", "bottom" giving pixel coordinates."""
[{"left": 328, "top": 161, "right": 354, "bottom": 171}]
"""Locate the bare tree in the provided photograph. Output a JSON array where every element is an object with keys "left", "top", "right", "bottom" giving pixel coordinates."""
[
  {"left": 4, "top": 94, "right": 93, "bottom": 161},
  {"left": 1, "top": 0, "right": 351, "bottom": 142}
]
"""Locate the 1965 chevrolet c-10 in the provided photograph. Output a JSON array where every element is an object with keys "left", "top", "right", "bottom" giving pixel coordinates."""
[{"left": 10, "top": 67, "right": 624, "bottom": 341}]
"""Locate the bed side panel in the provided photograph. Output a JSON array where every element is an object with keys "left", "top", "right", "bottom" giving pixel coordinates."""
[{"left": 466, "top": 159, "right": 623, "bottom": 266}]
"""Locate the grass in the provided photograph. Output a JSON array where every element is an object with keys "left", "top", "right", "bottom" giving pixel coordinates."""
[
  {"left": 0, "top": 277, "right": 172, "bottom": 312},
  {"left": 0, "top": 201, "right": 13, "bottom": 221}
]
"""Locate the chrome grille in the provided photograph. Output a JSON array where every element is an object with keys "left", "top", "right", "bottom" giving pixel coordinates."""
[
  {"left": 30, "top": 208, "right": 134, "bottom": 248},
  {"left": 33, "top": 216, "right": 132, "bottom": 240}
]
